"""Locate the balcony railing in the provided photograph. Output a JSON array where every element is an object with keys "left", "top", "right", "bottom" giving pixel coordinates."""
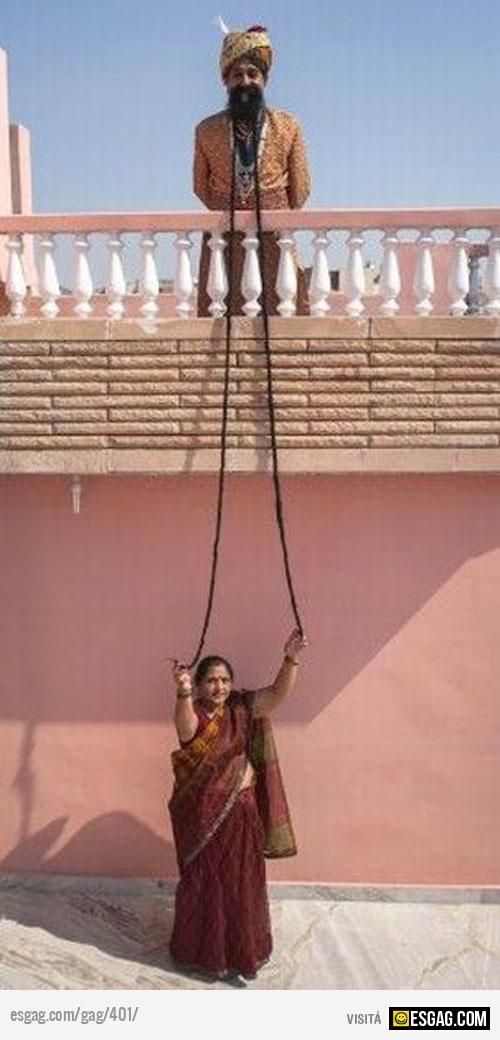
[{"left": 0, "top": 207, "right": 499, "bottom": 320}]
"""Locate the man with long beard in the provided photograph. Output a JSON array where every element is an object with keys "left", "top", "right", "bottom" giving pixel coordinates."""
[{"left": 193, "top": 24, "right": 311, "bottom": 315}]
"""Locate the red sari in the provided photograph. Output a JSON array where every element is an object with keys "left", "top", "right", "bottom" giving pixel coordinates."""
[{"left": 168, "top": 690, "right": 296, "bottom": 979}]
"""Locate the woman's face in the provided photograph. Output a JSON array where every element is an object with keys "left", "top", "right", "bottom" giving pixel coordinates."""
[{"left": 197, "top": 664, "right": 232, "bottom": 707}]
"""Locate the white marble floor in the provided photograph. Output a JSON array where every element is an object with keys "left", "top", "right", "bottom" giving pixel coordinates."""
[{"left": 1, "top": 874, "right": 500, "bottom": 990}]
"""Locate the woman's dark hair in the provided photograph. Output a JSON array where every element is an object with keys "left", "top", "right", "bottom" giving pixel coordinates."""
[{"left": 194, "top": 655, "right": 234, "bottom": 686}]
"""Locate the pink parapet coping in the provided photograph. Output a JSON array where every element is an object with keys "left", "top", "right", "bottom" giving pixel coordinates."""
[{"left": 0, "top": 206, "right": 499, "bottom": 235}]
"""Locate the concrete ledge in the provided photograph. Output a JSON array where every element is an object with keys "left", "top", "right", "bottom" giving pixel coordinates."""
[
  {"left": 3, "top": 446, "right": 500, "bottom": 475},
  {"left": 0, "top": 316, "right": 368, "bottom": 341},
  {"left": 1, "top": 871, "right": 499, "bottom": 903},
  {"left": 0, "top": 315, "right": 499, "bottom": 341},
  {"left": 371, "top": 316, "right": 500, "bottom": 339}
]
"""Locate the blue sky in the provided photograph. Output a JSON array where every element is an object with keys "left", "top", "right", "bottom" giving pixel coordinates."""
[{"left": 0, "top": 0, "right": 498, "bottom": 214}]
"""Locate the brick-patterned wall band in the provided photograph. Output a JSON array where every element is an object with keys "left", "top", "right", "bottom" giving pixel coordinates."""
[{"left": 1, "top": 333, "right": 500, "bottom": 451}]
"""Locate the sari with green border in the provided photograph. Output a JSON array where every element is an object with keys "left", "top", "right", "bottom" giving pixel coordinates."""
[{"left": 168, "top": 690, "right": 296, "bottom": 870}]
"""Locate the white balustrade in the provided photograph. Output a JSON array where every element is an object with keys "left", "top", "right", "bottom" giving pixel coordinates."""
[
  {"left": 6, "top": 234, "right": 27, "bottom": 317},
  {"left": 447, "top": 230, "right": 469, "bottom": 317},
  {"left": 73, "top": 234, "right": 93, "bottom": 317},
  {"left": 174, "top": 232, "right": 193, "bottom": 319},
  {"left": 309, "top": 231, "right": 331, "bottom": 317},
  {"left": 106, "top": 233, "right": 126, "bottom": 319},
  {"left": 484, "top": 231, "right": 500, "bottom": 316},
  {"left": 0, "top": 213, "right": 498, "bottom": 321},
  {"left": 276, "top": 230, "right": 297, "bottom": 316},
  {"left": 413, "top": 229, "right": 435, "bottom": 316},
  {"left": 241, "top": 231, "right": 262, "bottom": 317},
  {"left": 378, "top": 230, "right": 401, "bottom": 315},
  {"left": 345, "top": 230, "right": 366, "bottom": 316},
  {"left": 38, "top": 234, "right": 61, "bottom": 318},
  {"left": 207, "top": 231, "right": 228, "bottom": 317}
]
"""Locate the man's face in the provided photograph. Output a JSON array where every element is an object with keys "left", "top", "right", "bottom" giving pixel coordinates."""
[{"left": 225, "top": 59, "right": 266, "bottom": 91}]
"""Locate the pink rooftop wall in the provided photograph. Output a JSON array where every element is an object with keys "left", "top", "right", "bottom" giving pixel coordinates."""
[
  {"left": 1, "top": 471, "right": 499, "bottom": 884},
  {"left": 0, "top": 50, "right": 13, "bottom": 279},
  {"left": 0, "top": 48, "right": 37, "bottom": 290}
]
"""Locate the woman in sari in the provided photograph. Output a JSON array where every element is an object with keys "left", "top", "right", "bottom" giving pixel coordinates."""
[{"left": 168, "top": 626, "right": 308, "bottom": 981}]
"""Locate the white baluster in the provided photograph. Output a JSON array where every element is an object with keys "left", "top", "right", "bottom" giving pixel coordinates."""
[
  {"left": 5, "top": 234, "right": 27, "bottom": 317},
  {"left": 139, "top": 233, "right": 159, "bottom": 318},
  {"left": 72, "top": 234, "right": 93, "bottom": 317},
  {"left": 207, "top": 231, "right": 228, "bottom": 317},
  {"left": 106, "top": 233, "right": 126, "bottom": 319},
  {"left": 378, "top": 229, "right": 401, "bottom": 315},
  {"left": 38, "top": 233, "right": 61, "bottom": 318},
  {"left": 309, "top": 230, "right": 331, "bottom": 317},
  {"left": 241, "top": 231, "right": 262, "bottom": 317},
  {"left": 345, "top": 230, "right": 366, "bottom": 316},
  {"left": 413, "top": 228, "right": 435, "bottom": 316},
  {"left": 276, "top": 229, "right": 297, "bottom": 316},
  {"left": 174, "top": 231, "right": 193, "bottom": 319},
  {"left": 447, "top": 229, "right": 469, "bottom": 317},
  {"left": 484, "top": 230, "right": 500, "bottom": 316}
]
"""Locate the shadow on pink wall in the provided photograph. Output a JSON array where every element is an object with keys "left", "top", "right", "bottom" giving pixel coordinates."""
[{"left": 1, "top": 812, "right": 177, "bottom": 877}]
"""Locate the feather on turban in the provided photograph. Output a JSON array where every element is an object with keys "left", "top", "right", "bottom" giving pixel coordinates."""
[{"left": 219, "top": 24, "right": 273, "bottom": 81}]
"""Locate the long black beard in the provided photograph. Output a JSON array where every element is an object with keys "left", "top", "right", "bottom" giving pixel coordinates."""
[{"left": 228, "top": 83, "right": 264, "bottom": 126}]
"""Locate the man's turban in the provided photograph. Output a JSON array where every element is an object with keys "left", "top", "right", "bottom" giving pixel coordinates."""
[{"left": 219, "top": 24, "right": 273, "bottom": 81}]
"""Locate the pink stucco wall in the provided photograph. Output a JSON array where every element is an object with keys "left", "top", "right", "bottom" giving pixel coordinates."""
[
  {"left": 9, "top": 123, "right": 37, "bottom": 292},
  {"left": 1, "top": 472, "right": 500, "bottom": 884},
  {"left": 0, "top": 50, "right": 13, "bottom": 283}
]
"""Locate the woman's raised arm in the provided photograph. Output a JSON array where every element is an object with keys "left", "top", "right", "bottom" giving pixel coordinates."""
[
  {"left": 171, "top": 662, "right": 199, "bottom": 744},
  {"left": 252, "top": 628, "right": 308, "bottom": 716}
]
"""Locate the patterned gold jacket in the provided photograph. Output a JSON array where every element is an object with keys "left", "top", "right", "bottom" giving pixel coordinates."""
[{"left": 193, "top": 107, "right": 311, "bottom": 211}]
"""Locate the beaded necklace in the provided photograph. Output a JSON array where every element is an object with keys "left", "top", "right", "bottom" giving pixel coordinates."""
[{"left": 229, "top": 108, "right": 267, "bottom": 203}]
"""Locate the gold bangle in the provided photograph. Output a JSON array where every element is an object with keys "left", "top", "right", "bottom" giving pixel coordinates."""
[
  {"left": 284, "top": 653, "right": 299, "bottom": 666},
  {"left": 176, "top": 691, "right": 193, "bottom": 699}
]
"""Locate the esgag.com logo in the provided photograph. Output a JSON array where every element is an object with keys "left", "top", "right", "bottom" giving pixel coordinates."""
[
  {"left": 389, "top": 1007, "right": 490, "bottom": 1030},
  {"left": 392, "top": 1010, "right": 411, "bottom": 1028}
]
